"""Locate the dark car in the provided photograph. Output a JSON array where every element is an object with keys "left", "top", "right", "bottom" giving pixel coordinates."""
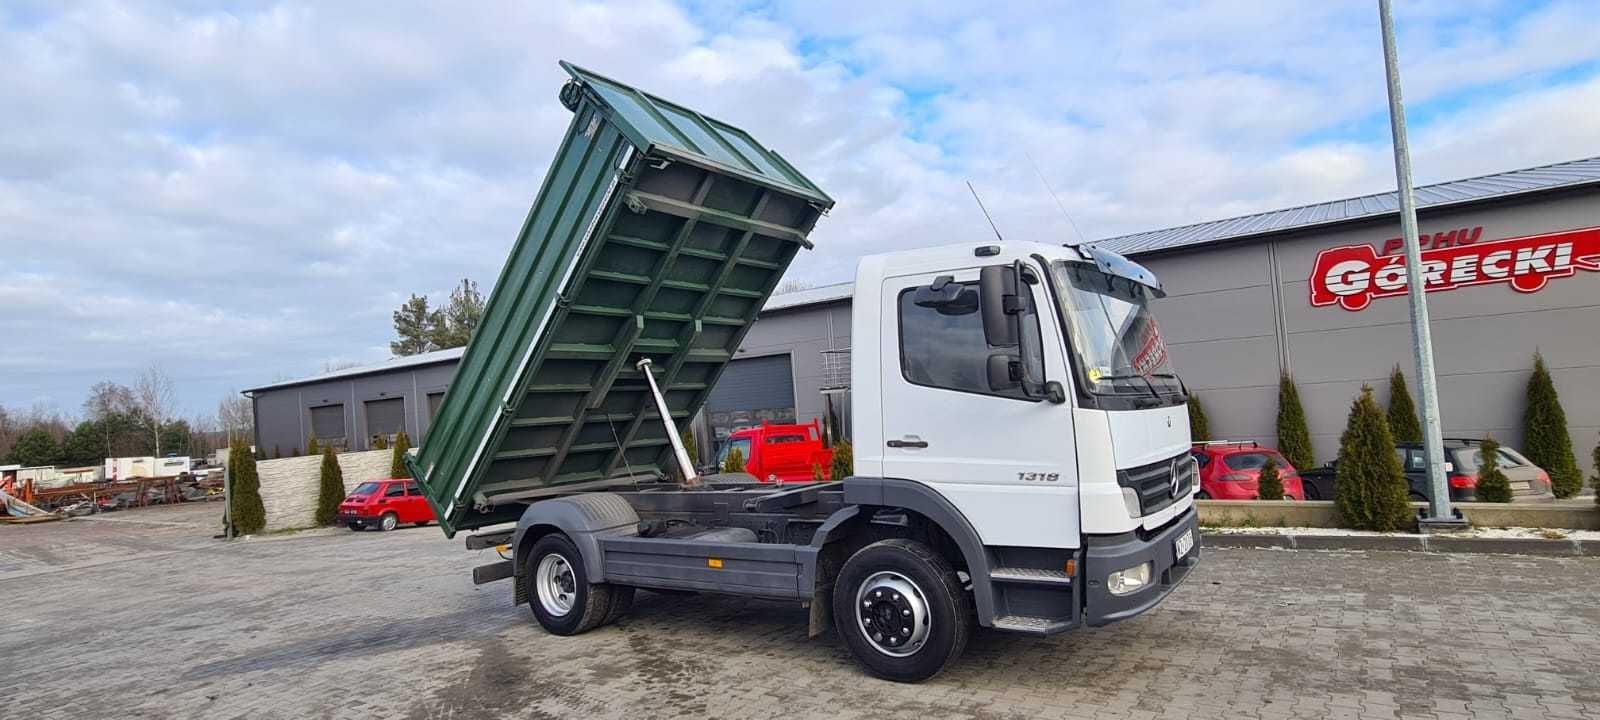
[{"left": 1299, "top": 438, "right": 1555, "bottom": 503}]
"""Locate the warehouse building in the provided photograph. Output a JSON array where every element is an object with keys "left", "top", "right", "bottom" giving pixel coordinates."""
[
  {"left": 249, "top": 155, "right": 1600, "bottom": 469},
  {"left": 244, "top": 283, "right": 852, "bottom": 461}
]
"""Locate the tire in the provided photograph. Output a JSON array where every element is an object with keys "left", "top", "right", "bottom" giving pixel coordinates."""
[
  {"left": 1196, "top": 490, "right": 1212, "bottom": 500},
  {"left": 1409, "top": 492, "right": 1428, "bottom": 504},
  {"left": 602, "top": 586, "right": 636, "bottom": 626},
  {"left": 379, "top": 512, "right": 398, "bottom": 532},
  {"left": 1302, "top": 485, "right": 1321, "bottom": 501},
  {"left": 526, "top": 534, "right": 613, "bottom": 636},
  {"left": 832, "top": 539, "right": 972, "bottom": 683},
  {"left": 413, "top": 521, "right": 429, "bottom": 527},
  {"left": 348, "top": 523, "right": 364, "bottom": 532}
]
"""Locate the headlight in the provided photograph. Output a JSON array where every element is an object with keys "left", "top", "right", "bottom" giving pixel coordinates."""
[
  {"left": 1107, "top": 562, "right": 1152, "bottom": 596},
  {"left": 1121, "top": 487, "right": 1141, "bottom": 517}
]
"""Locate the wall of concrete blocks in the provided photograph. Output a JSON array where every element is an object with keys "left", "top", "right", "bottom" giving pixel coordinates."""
[{"left": 256, "top": 449, "right": 395, "bottom": 532}]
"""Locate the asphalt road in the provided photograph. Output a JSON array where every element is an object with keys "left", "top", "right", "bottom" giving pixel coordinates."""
[{"left": 3, "top": 503, "right": 1598, "bottom": 720}]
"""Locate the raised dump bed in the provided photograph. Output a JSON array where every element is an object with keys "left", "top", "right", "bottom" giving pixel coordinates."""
[{"left": 409, "top": 62, "right": 833, "bottom": 535}]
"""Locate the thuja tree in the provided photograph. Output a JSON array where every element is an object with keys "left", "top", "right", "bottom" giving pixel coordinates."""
[
  {"left": 1386, "top": 365, "right": 1422, "bottom": 444},
  {"left": 1334, "top": 386, "right": 1411, "bottom": 531},
  {"left": 307, "top": 435, "right": 321, "bottom": 457},
  {"left": 1523, "top": 352, "right": 1583, "bottom": 498},
  {"left": 228, "top": 437, "right": 266, "bottom": 535},
  {"left": 1276, "top": 373, "right": 1315, "bottom": 471},
  {"left": 680, "top": 430, "right": 699, "bottom": 481},
  {"left": 1187, "top": 394, "right": 1211, "bottom": 442},
  {"left": 1473, "top": 436, "right": 1513, "bottom": 503},
  {"left": 315, "top": 446, "right": 345, "bottom": 526},
  {"left": 722, "top": 446, "right": 746, "bottom": 474},
  {"left": 1591, "top": 434, "right": 1599, "bottom": 506},
  {"left": 830, "top": 439, "right": 854, "bottom": 481},
  {"left": 391, "top": 431, "right": 412, "bottom": 478},
  {"left": 1256, "top": 455, "right": 1284, "bottom": 501}
]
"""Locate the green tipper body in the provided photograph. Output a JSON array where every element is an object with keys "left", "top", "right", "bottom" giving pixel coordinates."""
[{"left": 406, "top": 62, "right": 833, "bottom": 536}]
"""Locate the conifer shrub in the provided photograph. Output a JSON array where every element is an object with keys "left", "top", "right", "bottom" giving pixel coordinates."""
[
  {"left": 307, "top": 435, "right": 321, "bottom": 456},
  {"left": 1473, "top": 436, "right": 1513, "bottom": 503},
  {"left": 1386, "top": 365, "right": 1422, "bottom": 443},
  {"left": 812, "top": 463, "right": 825, "bottom": 483},
  {"left": 391, "top": 431, "right": 412, "bottom": 478},
  {"left": 1256, "top": 455, "right": 1284, "bottom": 500},
  {"left": 228, "top": 438, "right": 266, "bottom": 535},
  {"left": 722, "top": 446, "right": 746, "bottom": 474},
  {"left": 830, "top": 439, "right": 854, "bottom": 482},
  {"left": 1333, "top": 386, "right": 1411, "bottom": 531},
  {"left": 1276, "top": 373, "right": 1315, "bottom": 471},
  {"left": 1522, "top": 352, "right": 1583, "bottom": 498},
  {"left": 315, "top": 446, "right": 345, "bottom": 525},
  {"left": 1188, "top": 394, "right": 1210, "bottom": 442}
]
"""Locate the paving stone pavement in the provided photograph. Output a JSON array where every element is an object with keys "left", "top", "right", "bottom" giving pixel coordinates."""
[{"left": 3, "top": 503, "right": 1599, "bottom": 720}]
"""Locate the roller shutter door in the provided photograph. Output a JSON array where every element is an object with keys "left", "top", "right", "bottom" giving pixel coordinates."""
[
  {"left": 705, "top": 354, "right": 796, "bottom": 444},
  {"left": 365, "top": 397, "right": 406, "bottom": 437}
]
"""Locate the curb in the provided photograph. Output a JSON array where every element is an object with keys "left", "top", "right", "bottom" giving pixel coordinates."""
[{"left": 1202, "top": 531, "right": 1600, "bottom": 557}]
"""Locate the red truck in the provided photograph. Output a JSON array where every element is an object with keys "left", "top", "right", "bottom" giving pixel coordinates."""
[{"left": 714, "top": 420, "right": 834, "bottom": 483}]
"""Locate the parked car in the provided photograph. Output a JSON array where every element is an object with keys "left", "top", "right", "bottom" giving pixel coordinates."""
[
  {"left": 1299, "top": 439, "right": 1555, "bottom": 503},
  {"left": 714, "top": 420, "right": 835, "bottom": 483},
  {"left": 337, "top": 479, "right": 435, "bottom": 531},
  {"left": 1190, "top": 441, "right": 1305, "bottom": 500}
]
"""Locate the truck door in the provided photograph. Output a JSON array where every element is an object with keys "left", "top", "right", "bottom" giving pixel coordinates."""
[{"left": 878, "top": 264, "right": 1081, "bottom": 548}]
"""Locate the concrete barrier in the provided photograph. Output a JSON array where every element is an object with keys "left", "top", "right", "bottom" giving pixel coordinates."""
[
  {"left": 1198, "top": 499, "right": 1599, "bottom": 530},
  {"left": 256, "top": 450, "right": 394, "bottom": 532}
]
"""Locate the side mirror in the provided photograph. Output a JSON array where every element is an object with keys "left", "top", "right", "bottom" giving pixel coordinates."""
[{"left": 979, "top": 265, "right": 1019, "bottom": 347}]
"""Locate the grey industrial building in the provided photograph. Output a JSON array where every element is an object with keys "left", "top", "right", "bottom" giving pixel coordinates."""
[{"left": 248, "top": 155, "right": 1600, "bottom": 468}]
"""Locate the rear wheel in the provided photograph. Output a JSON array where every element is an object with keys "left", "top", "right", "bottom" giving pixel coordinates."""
[
  {"left": 832, "top": 539, "right": 971, "bottom": 683},
  {"left": 378, "top": 512, "right": 399, "bottom": 532},
  {"left": 527, "top": 534, "right": 613, "bottom": 635}
]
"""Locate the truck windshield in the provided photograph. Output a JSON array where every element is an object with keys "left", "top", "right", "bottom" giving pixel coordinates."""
[{"left": 1050, "top": 260, "right": 1181, "bottom": 399}]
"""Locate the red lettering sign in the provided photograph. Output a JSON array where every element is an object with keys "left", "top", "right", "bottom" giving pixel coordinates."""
[{"left": 1309, "top": 227, "right": 1600, "bottom": 311}]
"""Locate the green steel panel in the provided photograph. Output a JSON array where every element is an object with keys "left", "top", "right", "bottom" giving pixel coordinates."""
[{"left": 407, "top": 62, "right": 833, "bottom": 536}]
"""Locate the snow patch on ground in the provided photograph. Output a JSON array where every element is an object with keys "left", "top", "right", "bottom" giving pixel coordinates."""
[{"left": 1204, "top": 525, "right": 1600, "bottom": 541}]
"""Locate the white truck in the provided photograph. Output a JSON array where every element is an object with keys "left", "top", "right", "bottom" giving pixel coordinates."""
[{"left": 412, "top": 64, "right": 1199, "bottom": 683}]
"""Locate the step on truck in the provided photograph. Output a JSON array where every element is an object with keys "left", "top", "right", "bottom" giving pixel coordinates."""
[{"left": 409, "top": 62, "right": 1201, "bottom": 683}]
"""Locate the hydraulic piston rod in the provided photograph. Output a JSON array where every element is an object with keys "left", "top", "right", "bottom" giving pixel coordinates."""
[{"left": 636, "top": 357, "right": 700, "bottom": 486}]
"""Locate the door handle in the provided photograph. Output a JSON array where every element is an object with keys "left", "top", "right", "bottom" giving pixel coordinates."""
[{"left": 887, "top": 438, "right": 929, "bottom": 449}]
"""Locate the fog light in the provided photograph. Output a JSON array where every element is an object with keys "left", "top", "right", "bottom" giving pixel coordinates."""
[
  {"left": 1107, "top": 562, "right": 1152, "bottom": 596},
  {"left": 1121, "top": 487, "right": 1141, "bottom": 517}
]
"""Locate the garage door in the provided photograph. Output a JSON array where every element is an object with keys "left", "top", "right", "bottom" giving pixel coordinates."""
[
  {"left": 705, "top": 354, "right": 796, "bottom": 443},
  {"left": 364, "top": 398, "right": 406, "bottom": 440}
]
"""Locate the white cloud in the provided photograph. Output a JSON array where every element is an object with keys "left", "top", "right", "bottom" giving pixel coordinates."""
[{"left": 1, "top": 0, "right": 1598, "bottom": 418}]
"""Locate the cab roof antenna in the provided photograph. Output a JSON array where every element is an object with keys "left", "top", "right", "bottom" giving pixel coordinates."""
[
  {"left": 966, "top": 180, "right": 1004, "bottom": 243},
  {"left": 1026, "top": 151, "right": 1087, "bottom": 247}
]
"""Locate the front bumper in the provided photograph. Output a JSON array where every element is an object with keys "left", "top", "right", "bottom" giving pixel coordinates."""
[
  {"left": 338, "top": 510, "right": 376, "bottom": 526},
  {"left": 1083, "top": 505, "right": 1200, "bottom": 627}
]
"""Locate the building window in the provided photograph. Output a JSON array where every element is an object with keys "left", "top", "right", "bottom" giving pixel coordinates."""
[
  {"left": 897, "top": 284, "right": 1036, "bottom": 399},
  {"left": 426, "top": 392, "right": 446, "bottom": 420},
  {"left": 364, "top": 397, "right": 405, "bottom": 446},
  {"left": 309, "top": 404, "right": 346, "bottom": 446}
]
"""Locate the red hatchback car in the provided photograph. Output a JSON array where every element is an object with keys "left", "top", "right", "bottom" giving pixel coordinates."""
[
  {"left": 1190, "top": 442, "right": 1305, "bottom": 501},
  {"left": 338, "top": 478, "right": 435, "bottom": 531}
]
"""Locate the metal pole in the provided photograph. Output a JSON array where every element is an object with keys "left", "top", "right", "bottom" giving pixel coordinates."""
[
  {"left": 635, "top": 358, "right": 699, "bottom": 485},
  {"left": 1379, "top": 0, "right": 1453, "bottom": 524}
]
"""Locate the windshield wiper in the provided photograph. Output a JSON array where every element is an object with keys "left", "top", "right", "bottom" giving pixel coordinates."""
[{"left": 1095, "top": 373, "right": 1162, "bottom": 400}]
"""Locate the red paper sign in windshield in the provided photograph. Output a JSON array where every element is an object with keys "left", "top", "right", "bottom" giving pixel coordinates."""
[
  {"left": 1131, "top": 321, "right": 1168, "bottom": 378},
  {"left": 1309, "top": 226, "right": 1600, "bottom": 311}
]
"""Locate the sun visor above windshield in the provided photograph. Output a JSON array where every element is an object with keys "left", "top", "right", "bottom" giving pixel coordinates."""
[{"left": 1077, "top": 245, "right": 1166, "bottom": 298}]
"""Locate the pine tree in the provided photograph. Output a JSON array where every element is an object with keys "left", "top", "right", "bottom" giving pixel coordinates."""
[
  {"left": 1386, "top": 365, "right": 1422, "bottom": 443},
  {"left": 722, "top": 446, "right": 746, "bottom": 474},
  {"left": 1187, "top": 393, "right": 1210, "bottom": 442},
  {"left": 228, "top": 437, "right": 266, "bottom": 535},
  {"left": 315, "top": 446, "right": 345, "bottom": 525},
  {"left": 1277, "top": 373, "right": 1315, "bottom": 471},
  {"left": 307, "top": 435, "right": 321, "bottom": 456},
  {"left": 372, "top": 434, "right": 388, "bottom": 450},
  {"left": 1473, "top": 436, "right": 1513, "bottom": 503},
  {"left": 830, "top": 439, "right": 854, "bottom": 482},
  {"left": 1334, "top": 386, "right": 1412, "bottom": 531},
  {"left": 1523, "top": 352, "right": 1583, "bottom": 498},
  {"left": 391, "top": 431, "right": 412, "bottom": 478},
  {"left": 1256, "top": 455, "right": 1284, "bottom": 500}
]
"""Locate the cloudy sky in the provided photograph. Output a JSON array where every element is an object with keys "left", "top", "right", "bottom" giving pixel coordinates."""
[{"left": 3, "top": 0, "right": 1598, "bottom": 418}]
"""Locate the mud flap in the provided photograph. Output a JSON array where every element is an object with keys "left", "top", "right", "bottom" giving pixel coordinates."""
[{"left": 807, "top": 587, "right": 832, "bottom": 638}]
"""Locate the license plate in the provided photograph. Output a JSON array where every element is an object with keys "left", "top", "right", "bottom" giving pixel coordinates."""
[
  {"left": 1174, "top": 529, "right": 1194, "bottom": 559},
  {"left": 1510, "top": 481, "right": 1531, "bottom": 491}
]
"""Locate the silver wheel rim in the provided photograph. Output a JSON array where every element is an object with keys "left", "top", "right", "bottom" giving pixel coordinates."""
[
  {"left": 536, "top": 553, "right": 578, "bottom": 617},
  {"left": 855, "top": 570, "right": 931, "bottom": 657},
  {"left": 382, "top": 514, "right": 396, "bottom": 531}
]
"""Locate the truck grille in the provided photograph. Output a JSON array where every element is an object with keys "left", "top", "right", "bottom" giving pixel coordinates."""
[{"left": 1118, "top": 455, "right": 1194, "bottom": 516}]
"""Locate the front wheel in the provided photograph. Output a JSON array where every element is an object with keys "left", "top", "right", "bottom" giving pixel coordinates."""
[
  {"left": 833, "top": 539, "right": 971, "bottom": 683},
  {"left": 526, "top": 534, "right": 613, "bottom": 635}
]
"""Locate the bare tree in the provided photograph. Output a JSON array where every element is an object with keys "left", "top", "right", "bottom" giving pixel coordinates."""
[
  {"left": 135, "top": 365, "right": 177, "bottom": 456},
  {"left": 83, "top": 381, "right": 138, "bottom": 457},
  {"left": 218, "top": 392, "right": 254, "bottom": 443},
  {"left": 774, "top": 278, "right": 815, "bottom": 295}
]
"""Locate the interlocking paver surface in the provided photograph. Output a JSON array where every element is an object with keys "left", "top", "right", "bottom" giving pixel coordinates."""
[{"left": 3, "top": 503, "right": 1598, "bottom": 719}]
